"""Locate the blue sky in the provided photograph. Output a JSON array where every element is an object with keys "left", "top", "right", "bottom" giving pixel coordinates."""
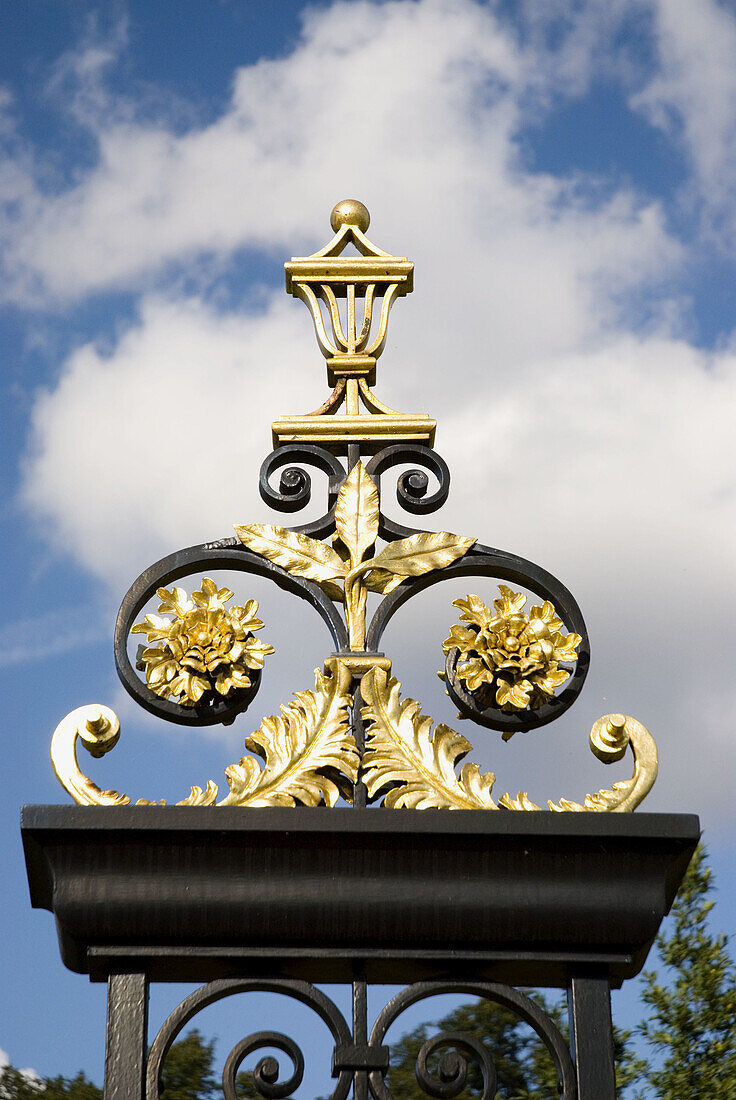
[{"left": 2, "top": 0, "right": 735, "bottom": 1092}]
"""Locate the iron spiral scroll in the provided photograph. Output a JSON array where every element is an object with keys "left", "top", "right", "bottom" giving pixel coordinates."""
[{"left": 146, "top": 978, "right": 575, "bottom": 1100}]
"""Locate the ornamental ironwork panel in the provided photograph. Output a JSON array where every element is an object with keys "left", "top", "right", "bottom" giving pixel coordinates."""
[{"left": 47, "top": 200, "right": 657, "bottom": 813}]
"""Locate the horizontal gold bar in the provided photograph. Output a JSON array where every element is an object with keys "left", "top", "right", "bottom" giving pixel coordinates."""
[
  {"left": 329, "top": 653, "right": 392, "bottom": 677},
  {"left": 326, "top": 355, "right": 376, "bottom": 382},
  {"left": 285, "top": 260, "right": 414, "bottom": 293},
  {"left": 272, "top": 414, "right": 436, "bottom": 448}
]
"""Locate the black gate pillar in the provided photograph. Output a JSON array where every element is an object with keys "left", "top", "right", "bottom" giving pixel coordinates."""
[{"left": 22, "top": 201, "right": 700, "bottom": 1098}]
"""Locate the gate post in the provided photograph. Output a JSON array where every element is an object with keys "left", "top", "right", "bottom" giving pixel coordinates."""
[{"left": 22, "top": 200, "right": 699, "bottom": 1098}]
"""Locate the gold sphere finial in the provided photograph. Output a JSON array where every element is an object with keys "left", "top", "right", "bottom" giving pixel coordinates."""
[{"left": 330, "top": 199, "right": 370, "bottom": 234}]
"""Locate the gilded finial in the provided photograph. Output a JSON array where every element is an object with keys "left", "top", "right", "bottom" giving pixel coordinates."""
[
  {"left": 330, "top": 199, "right": 370, "bottom": 233},
  {"left": 273, "top": 201, "right": 435, "bottom": 452}
]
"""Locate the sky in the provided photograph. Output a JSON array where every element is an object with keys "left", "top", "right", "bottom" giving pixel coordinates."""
[{"left": 1, "top": 0, "right": 735, "bottom": 1093}]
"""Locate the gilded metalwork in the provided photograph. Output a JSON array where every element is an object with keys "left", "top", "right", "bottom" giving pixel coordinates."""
[
  {"left": 236, "top": 460, "right": 475, "bottom": 650},
  {"left": 51, "top": 705, "right": 130, "bottom": 806},
  {"left": 48, "top": 199, "right": 659, "bottom": 812},
  {"left": 360, "top": 668, "right": 497, "bottom": 810},
  {"left": 52, "top": 659, "right": 358, "bottom": 807},
  {"left": 273, "top": 201, "right": 435, "bottom": 449},
  {"left": 441, "top": 587, "right": 581, "bottom": 736},
  {"left": 360, "top": 668, "right": 658, "bottom": 812},
  {"left": 131, "top": 578, "right": 274, "bottom": 706}
]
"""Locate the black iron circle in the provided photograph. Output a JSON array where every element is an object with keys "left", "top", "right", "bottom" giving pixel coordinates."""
[
  {"left": 367, "top": 980, "right": 575, "bottom": 1100},
  {"left": 115, "top": 542, "right": 348, "bottom": 726},
  {"left": 259, "top": 444, "right": 345, "bottom": 515},
  {"left": 444, "top": 643, "right": 584, "bottom": 734},
  {"left": 415, "top": 1032, "right": 497, "bottom": 1100},
  {"left": 146, "top": 978, "right": 353, "bottom": 1100},
  {"left": 365, "top": 541, "right": 589, "bottom": 733}
]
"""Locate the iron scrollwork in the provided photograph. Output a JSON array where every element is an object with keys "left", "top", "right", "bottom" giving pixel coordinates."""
[
  {"left": 146, "top": 979, "right": 354, "bottom": 1100},
  {"left": 370, "top": 981, "right": 576, "bottom": 1100},
  {"left": 49, "top": 200, "right": 658, "bottom": 811},
  {"left": 145, "top": 978, "right": 575, "bottom": 1100}
]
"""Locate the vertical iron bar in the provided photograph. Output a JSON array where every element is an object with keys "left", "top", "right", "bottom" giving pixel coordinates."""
[
  {"left": 347, "top": 443, "right": 360, "bottom": 473},
  {"left": 352, "top": 970, "right": 369, "bottom": 1100},
  {"left": 104, "top": 972, "right": 149, "bottom": 1100},
  {"left": 567, "top": 974, "right": 616, "bottom": 1100}
]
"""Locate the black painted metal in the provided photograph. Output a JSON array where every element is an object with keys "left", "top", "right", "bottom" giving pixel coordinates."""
[
  {"left": 114, "top": 543, "right": 348, "bottom": 724},
  {"left": 366, "top": 444, "right": 450, "bottom": 515},
  {"left": 365, "top": 539, "right": 589, "bottom": 732},
  {"left": 112, "top": 430, "right": 591, "bottom": 734},
  {"left": 568, "top": 975, "right": 617, "bottom": 1099},
  {"left": 27, "top": 387, "right": 699, "bottom": 1097},
  {"left": 103, "top": 972, "right": 148, "bottom": 1100},
  {"left": 259, "top": 443, "right": 346, "bottom": 514},
  {"left": 146, "top": 978, "right": 353, "bottom": 1100},
  {"left": 222, "top": 1031, "right": 304, "bottom": 1100},
  {"left": 23, "top": 805, "right": 698, "bottom": 986},
  {"left": 368, "top": 981, "right": 575, "bottom": 1100}
]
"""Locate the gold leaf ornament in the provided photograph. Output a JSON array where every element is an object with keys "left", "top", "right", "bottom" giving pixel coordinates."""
[
  {"left": 369, "top": 531, "right": 477, "bottom": 577},
  {"left": 219, "top": 658, "right": 358, "bottom": 806},
  {"left": 233, "top": 525, "right": 347, "bottom": 584},
  {"left": 360, "top": 668, "right": 657, "bottom": 813},
  {"left": 236, "top": 462, "right": 476, "bottom": 651},
  {"left": 52, "top": 660, "right": 358, "bottom": 808},
  {"left": 360, "top": 668, "right": 498, "bottom": 809},
  {"left": 334, "top": 461, "right": 379, "bottom": 564}
]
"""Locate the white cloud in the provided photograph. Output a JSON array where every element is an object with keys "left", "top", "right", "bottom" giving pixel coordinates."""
[
  {"left": 12, "top": 0, "right": 736, "bottom": 821},
  {"left": 1, "top": 0, "right": 676, "bottom": 307},
  {"left": 631, "top": 0, "right": 736, "bottom": 246},
  {"left": 22, "top": 293, "right": 318, "bottom": 582}
]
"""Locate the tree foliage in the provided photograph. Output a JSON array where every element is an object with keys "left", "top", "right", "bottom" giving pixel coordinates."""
[
  {"left": 0, "top": 1068, "right": 101, "bottom": 1100},
  {"left": 159, "top": 1030, "right": 218, "bottom": 1100},
  {"left": 635, "top": 844, "right": 736, "bottom": 1098}
]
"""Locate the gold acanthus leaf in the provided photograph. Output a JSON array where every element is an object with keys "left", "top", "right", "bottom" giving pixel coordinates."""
[
  {"left": 52, "top": 661, "right": 358, "bottom": 808},
  {"left": 334, "top": 461, "right": 379, "bottom": 564},
  {"left": 360, "top": 668, "right": 498, "bottom": 809},
  {"left": 360, "top": 669, "right": 657, "bottom": 813},
  {"left": 220, "top": 658, "right": 358, "bottom": 806}
]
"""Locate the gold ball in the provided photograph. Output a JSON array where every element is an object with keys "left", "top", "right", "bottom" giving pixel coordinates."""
[{"left": 330, "top": 199, "right": 370, "bottom": 233}]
